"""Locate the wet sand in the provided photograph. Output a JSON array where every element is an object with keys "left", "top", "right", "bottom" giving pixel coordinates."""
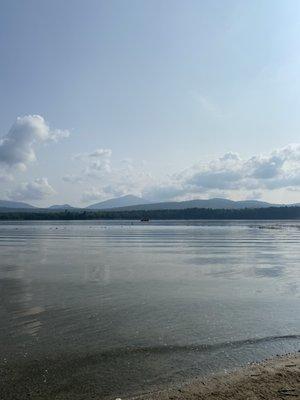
[
  {"left": 1, "top": 353, "right": 299, "bottom": 399},
  {"left": 133, "top": 353, "right": 300, "bottom": 400}
]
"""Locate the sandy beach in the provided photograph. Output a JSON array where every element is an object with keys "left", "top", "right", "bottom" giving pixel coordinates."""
[{"left": 132, "top": 353, "right": 300, "bottom": 400}]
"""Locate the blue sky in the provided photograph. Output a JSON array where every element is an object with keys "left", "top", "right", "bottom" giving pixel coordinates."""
[{"left": 1, "top": 0, "right": 300, "bottom": 206}]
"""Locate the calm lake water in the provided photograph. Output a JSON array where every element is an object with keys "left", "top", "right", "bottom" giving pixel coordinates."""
[{"left": 0, "top": 220, "right": 300, "bottom": 399}]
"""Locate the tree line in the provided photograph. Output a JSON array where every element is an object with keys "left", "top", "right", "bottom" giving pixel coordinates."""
[{"left": 0, "top": 206, "right": 299, "bottom": 220}]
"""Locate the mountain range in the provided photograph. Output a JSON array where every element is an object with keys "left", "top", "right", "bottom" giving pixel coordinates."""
[
  {"left": 0, "top": 195, "right": 299, "bottom": 211},
  {"left": 106, "top": 197, "right": 278, "bottom": 211},
  {"left": 0, "top": 199, "right": 36, "bottom": 209}
]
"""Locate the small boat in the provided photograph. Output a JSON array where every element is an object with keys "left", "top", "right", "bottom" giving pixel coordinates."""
[{"left": 140, "top": 217, "right": 150, "bottom": 222}]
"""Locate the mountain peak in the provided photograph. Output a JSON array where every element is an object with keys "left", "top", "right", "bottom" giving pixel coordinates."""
[
  {"left": 87, "top": 195, "right": 148, "bottom": 210},
  {"left": 48, "top": 204, "right": 74, "bottom": 209}
]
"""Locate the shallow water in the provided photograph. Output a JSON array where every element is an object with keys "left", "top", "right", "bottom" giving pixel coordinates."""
[{"left": 0, "top": 220, "right": 299, "bottom": 399}]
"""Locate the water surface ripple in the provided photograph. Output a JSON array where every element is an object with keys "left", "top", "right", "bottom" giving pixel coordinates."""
[{"left": 0, "top": 220, "right": 299, "bottom": 399}]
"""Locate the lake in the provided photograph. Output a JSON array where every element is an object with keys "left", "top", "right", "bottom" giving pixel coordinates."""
[{"left": 0, "top": 220, "right": 299, "bottom": 399}]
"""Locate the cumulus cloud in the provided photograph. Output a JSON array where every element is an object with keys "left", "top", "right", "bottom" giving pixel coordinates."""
[
  {"left": 188, "top": 170, "right": 242, "bottom": 189},
  {"left": 187, "top": 145, "right": 300, "bottom": 191},
  {"left": 62, "top": 149, "right": 153, "bottom": 203},
  {"left": 143, "top": 144, "right": 300, "bottom": 201},
  {"left": 75, "top": 148, "right": 112, "bottom": 175},
  {"left": 63, "top": 148, "right": 113, "bottom": 186},
  {"left": 0, "top": 115, "right": 69, "bottom": 171},
  {"left": 8, "top": 178, "right": 56, "bottom": 201},
  {"left": 65, "top": 143, "right": 300, "bottom": 204}
]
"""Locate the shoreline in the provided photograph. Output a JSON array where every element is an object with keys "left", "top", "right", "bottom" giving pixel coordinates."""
[{"left": 130, "top": 353, "right": 300, "bottom": 400}]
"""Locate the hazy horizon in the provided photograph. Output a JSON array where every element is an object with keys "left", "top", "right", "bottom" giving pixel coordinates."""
[
  {"left": 1, "top": 193, "right": 300, "bottom": 209},
  {"left": 1, "top": 1, "right": 300, "bottom": 207}
]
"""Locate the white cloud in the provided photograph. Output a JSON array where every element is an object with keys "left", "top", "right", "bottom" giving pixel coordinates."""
[
  {"left": 63, "top": 149, "right": 113, "bottom": 188},
  {"left": 187, "top": 144, "right": 300, "bottom": 190},
  {"left": 8, "top": 178, "right": 56, "bottom": 201},
  {"left": 219, "top": 152, "right": 241, "bottom": 161},
  {"left": 81, "top": 187, "right": 105, "bottom": 203},
  {"left": 62, "top": 174, "right": 83, "bottom": 184},
  {"left": 143, "top": 144, "right": 300, "bottom": 201},
  {"left": 188, "top": 170, "right": 242, "bottom": 189},
  {"left": 88, "top": 149, "right": 112, "bottom": 159},
  {"left": 142, "top": 184, "right": 185, "bottom": 202},
  {"left": 81, "top": 182, "right": 143, "bottom": 204},
  {"left": 64, "top": 150, "right": 154, "bottom": 203},
  {"left": 0, "top": 115, "right": 69, "bottom": 171},
  {"left": 65, "top": 143, "right": 300, "bottom": 205},
  {"left": 75, "top": 148, "right": 112, "bottom": 175}
]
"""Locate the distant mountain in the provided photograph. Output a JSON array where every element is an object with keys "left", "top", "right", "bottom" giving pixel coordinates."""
[
  {"left": 0, "top": 199, "right": 35, "bottom": 209},
  {"left": 109, "top": 198, "right": 278, "bottom": 211},
  {"left": 87, "top": 195, "right": 150, "bottom": 209},
  {"left": 48, "top": 204, "right": 75, "bottom": 210}
]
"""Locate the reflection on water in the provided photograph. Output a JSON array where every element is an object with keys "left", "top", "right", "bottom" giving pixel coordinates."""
[
  {"left": 0, "top": 274, "right": 44, "bottom": 337},
  {"left": 0, "top": 220, "right": 299, "bottom": 399}
]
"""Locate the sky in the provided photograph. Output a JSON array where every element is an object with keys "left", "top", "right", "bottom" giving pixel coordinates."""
[{"left": 0, "top": 0, "right": 300, "bottom": 206}]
